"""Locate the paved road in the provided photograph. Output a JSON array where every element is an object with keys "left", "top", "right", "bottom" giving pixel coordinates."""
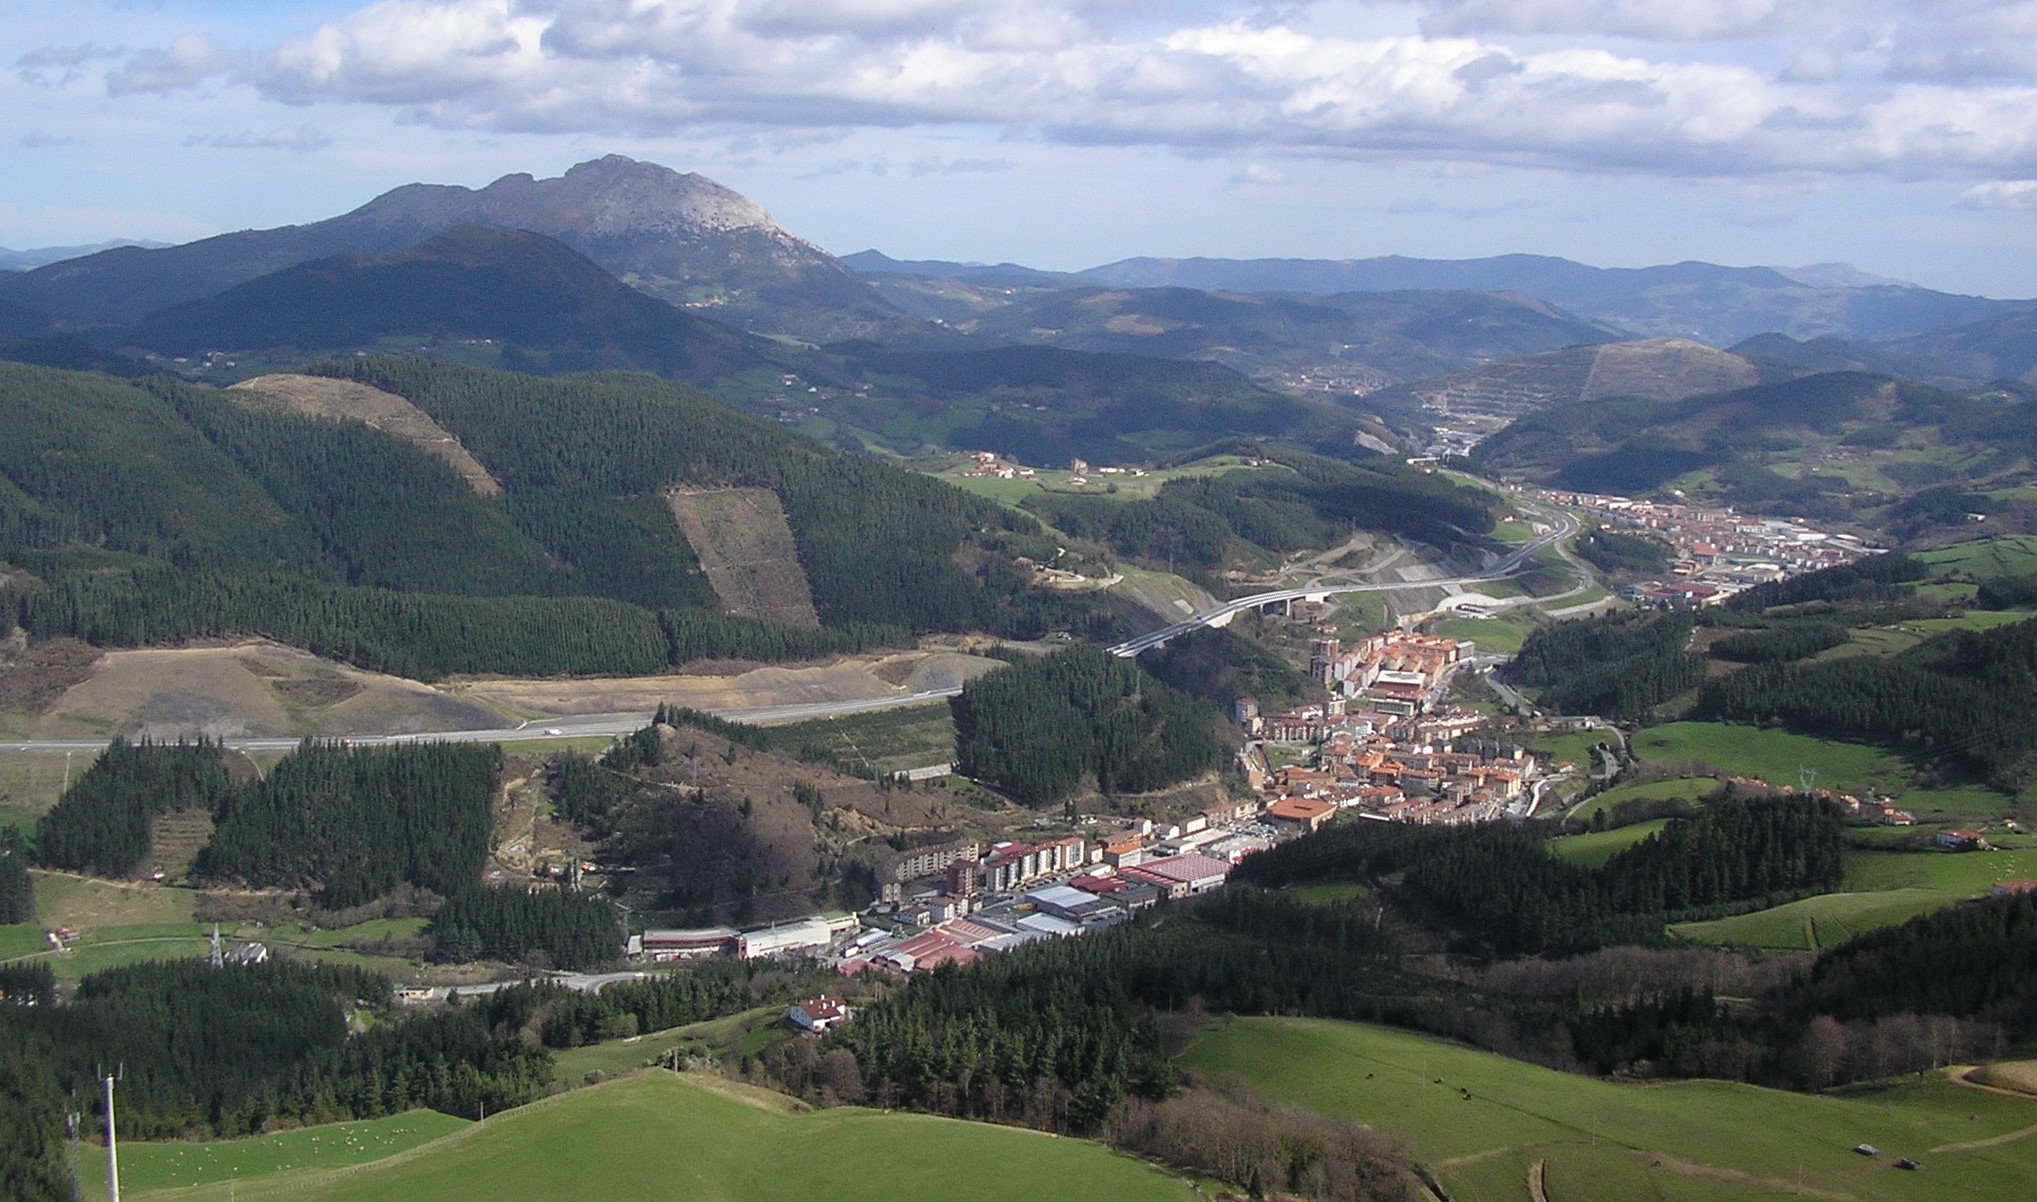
[
  {"left": 1108, "top": 502, "right": 1582, "bottom": 657},
  {"left": 0, "top": 687, "right": 964, "bottom": 754}
]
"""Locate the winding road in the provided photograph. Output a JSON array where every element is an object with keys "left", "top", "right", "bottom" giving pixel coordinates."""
[{"left": 1107, "top": 501, "right": 1582, "bottom": 657}]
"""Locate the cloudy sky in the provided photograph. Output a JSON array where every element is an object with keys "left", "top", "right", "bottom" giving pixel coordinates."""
[{"left": 7, "top": 0, "right": 2037, "bottom": 295}]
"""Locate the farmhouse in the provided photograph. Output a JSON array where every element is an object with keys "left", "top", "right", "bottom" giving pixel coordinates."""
[{"left": 790, "top": 996, "right": 852, "bottom": 1033}]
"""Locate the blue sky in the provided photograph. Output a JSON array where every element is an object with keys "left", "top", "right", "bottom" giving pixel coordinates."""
[{"left": 6, "top": 1, "right": 2037, "bottom": 296}]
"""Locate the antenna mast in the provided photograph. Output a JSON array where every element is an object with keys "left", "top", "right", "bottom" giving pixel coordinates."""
[{"left": 103, "top": 1073, "right": 121, "bottom": 1202}]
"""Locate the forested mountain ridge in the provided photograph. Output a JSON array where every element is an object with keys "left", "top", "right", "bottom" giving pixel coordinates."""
[
  {"left": 1472, "top": 370, "right": 2037, "bottom": 535},
  {"left": 1072, "top": 254, "right": 2025, "bottom": 346},
  {"left": 852, "top": 277, "right": 1621, "bottom": 386},
  {"left": 0, "top": 359, "right": 1105, "bottom": 677},
  {"left": 125, "top": 226, "right": 766, "bottom": 384}
]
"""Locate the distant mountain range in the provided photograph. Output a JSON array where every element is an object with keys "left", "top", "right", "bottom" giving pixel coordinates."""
[
  {"left": 853, "top": 251, "right": 2029, "bottom": 348},
  {"left": 0, "top": 239, "right": 169, "bottom": 272},
  {"left": 0, "top": 157, "right": 911, "bottom": 343}
]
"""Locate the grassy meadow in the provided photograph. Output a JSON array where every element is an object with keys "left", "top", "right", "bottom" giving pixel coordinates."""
[
  {"left": 77, "top": 1111, "right": 470, "bottom": 1198},
  {"left": 1187, "top": 1016, "right": 2037, "bottom": 1202},
  {"left": 1675, "top": 845, "right": 2037, "bottom": 951},
  {"left": 1632, "top": 722, "right": 2026, "bottom": 818},
  {"left": 1546, "top": 819, "right": 1669, "bottom": 867},
  {"left": 129, "top": 1073, "right": 1195, "bottom": 1202}
]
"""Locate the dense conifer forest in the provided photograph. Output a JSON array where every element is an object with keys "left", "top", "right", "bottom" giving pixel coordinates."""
[
  {"left": 431, "top": 887, "right": 623, "bottom": 970},
  {"left": 0, "top": 827, "right": 31, "bottom": 924},
  {"left": 1020, "top": 449, "right": 1500, "bottom": 570},
  {"left": 1573, "top": 524, "right": 1671, "bottom": 574},
  {"left": 2, "top": 960, "right": 552, "bottom": 1140},
  {"left": 951, "top": 645, "right": 1224, "bottom": 804},
  {"left": 1708, "top": 620, "right": 1850, "bottom": 663},
  {"left": 1230, "top": 797, "right": 1845, "bottom": 955},
  {"left": 34, "top": 738, "right": 237, "bottom": 877},
  {"left": 200, "top": 741, "right": 499, "bottom": 907},
  {"left": 1503, "top": 609, "right": 1703, "bottom": 718},
  {"left": 0, "top": 359, "right": 1109, "bottom": 683},
  {"left": 1695, "top": 613, "right": 2037, "bottom": 785}
]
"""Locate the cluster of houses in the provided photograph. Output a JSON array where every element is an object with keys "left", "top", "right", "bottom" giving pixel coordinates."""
[
  {"left": 1533, "top": 487, "right": 1874, "bottom": 603},
  {"left": 628, "top": 812, "right": 1267, "bottom": 979},
  {"left": 1261, "top": 728, "right": 1541, "bottom": 826}
]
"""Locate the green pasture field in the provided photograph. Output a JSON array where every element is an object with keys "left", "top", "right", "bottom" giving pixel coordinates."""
[
  {"left": 1429, "top": 612, "right": 1537, "bottom": 656},
  {"left": 1918, "top": 535, "right": 2037, "bottom": 580},
  {"left": 0, "top": 749, "right": 80, "bottom": 825},
  {"left": 1546, "top": 819, "right": 1668, "bottom": 867},
  {"left": 933, "top": 454, "right": 1271, "bottom": 512},
  {"left": 1631, "top": 722, "right": 2025, "bottom": 817},
  {"left": 552, "top": 1007, "right": 787, "bottom": 1082},
  {"left": 79, "top": 1111, "right": 470, "bottom": 1198},
  {"left": 1573, "top": 776, "right": 1718, "bottom": 821},
  {"left": 1827, "top": 610, "right": 2033, "bottom": 661},
  {"left": 1186, "top": 1016, "right": 2037, "bottom": 1202},
  {"left": 1671, "top": 888, "right": 1953, "bottom": 951},
  {"left": 748, "top": 700, "right": 958, "bottom": 775},
  {"left": 1671, "top": 847, "right": 2037, "bottom": 951},
  {"left": 1524, "top": 730, "right": 1606, "bottom": 773},
  {"left": 145, "top": 1073, "right": 1195, "bottom": 1202}
]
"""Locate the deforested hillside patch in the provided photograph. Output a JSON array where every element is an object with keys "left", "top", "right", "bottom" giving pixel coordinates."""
[
  {"left": 665, "top": 487, "right": 820, "bottom": 629},
  {"left": 1577, "top": 338, "right": 1760, "bottom": 402},
  {"left": 229, "top": 373, "right": 503, "bottom": 496}
]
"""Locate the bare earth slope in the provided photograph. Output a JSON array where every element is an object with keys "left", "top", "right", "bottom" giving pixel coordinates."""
[
  {"left": 665, "top": 487, "right": 821, "bottom": 628},
  {"left": 229, "top": 373, "right": 502, "bottom": 495}
]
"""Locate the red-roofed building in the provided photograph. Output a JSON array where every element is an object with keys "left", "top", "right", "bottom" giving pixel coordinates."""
[
  {"left": 1126, "top": 853, "right": 1231, "bottom": 895},
  {"left": 1267, "top": 796, "right": 1337, "bottom": 832},
  {"left": 790, "top": 996, "right": 852, "bottom": 1032}
]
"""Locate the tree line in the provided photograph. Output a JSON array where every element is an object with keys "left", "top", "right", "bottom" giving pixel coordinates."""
[
  {"left": 951, "top": 645, "right": 1224, "bottom": 805},
  {"left": 431, "top": 887, "right": 622, "bottom": 970},
  {"left": 2, "top": 959, "right": 548, "bottom": 1140},
  {"left": 1232, "top": 797, "right": 1845, "bottom": 956},
  {"left": 1, "top": 565, "right": 912, "bottom": 682},
  {"left": 199, "top": 740, "right": 500, "bottom": 908},
  {"left": 1, "top": 827, "right": 37, "bottom": 923},
  {"left": 1694, "top": 614, "right": 2037, "bottom": 786},
  {"left": 1504, "top": 609, "right": 1703, "bottom": 719},
  {"left": 33, "top": 738, "right": 237, "bottom": 877},
  {"left": 30, "top": 738, "right": 502, "bottom": 908}
]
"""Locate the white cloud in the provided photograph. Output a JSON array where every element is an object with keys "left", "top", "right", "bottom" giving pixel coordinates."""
[
  {"left": 15, "top": 43, "right": 114, "bottom": 88},
  {"left": 1418, "top": 0, "right": 1801, "bottom": 42},
  {"left": 106, "top": 35, "right": 241, "bottom": 96},
  {"left": 188, "top": 124, "right": 333, "bottom": 153},
  {"left": 63, "top": 2, "right": 2037, "bottom": 189},
  {"left": 1958, "top": 179, "right": 2037, "bottom": 209}
]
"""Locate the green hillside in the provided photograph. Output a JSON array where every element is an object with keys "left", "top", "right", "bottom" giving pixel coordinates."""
[
  {"left": 136, "top": 1073, "right": 1192, "bottom": 1202},
  {"left": 814, "top": 342, "right": 1366, "bottom": 464},
  {"left": 1188, "top": 1016, "right": 2037, "bottom": 1202},
  {"left": 1473, "top": 370, "right": 2037, "bottom": 535},
  {"left": 0, "top": 359, "right": 1098, "bottom": 677}
]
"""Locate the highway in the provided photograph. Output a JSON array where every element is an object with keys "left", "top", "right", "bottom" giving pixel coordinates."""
[
  {"left": 0, "top": 687, "right": 965, "bottom": 755},
  {"left": 1107, "top": 502, "right": 1581, "bottom": 657}
]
